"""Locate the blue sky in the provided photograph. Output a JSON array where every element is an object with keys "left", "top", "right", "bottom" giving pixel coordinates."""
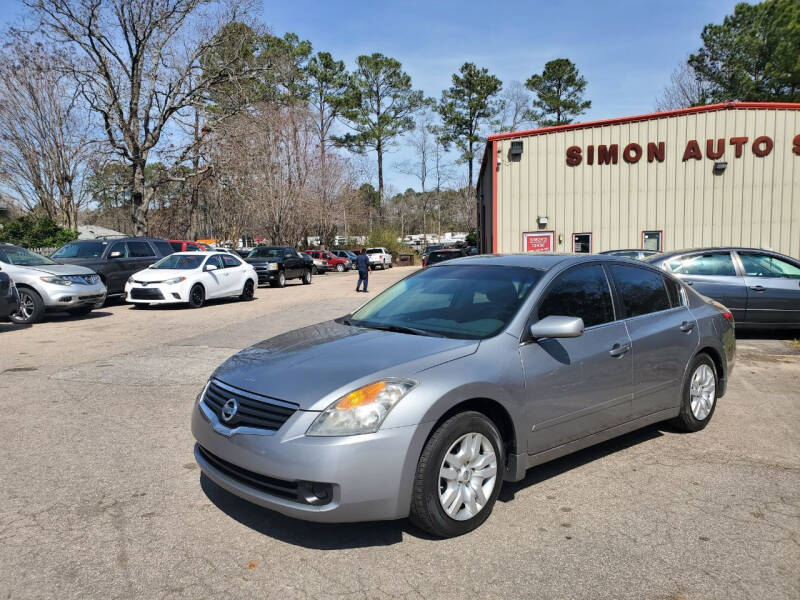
[{"left": 0, "top": 0, "right": 743, "bottom": 191}]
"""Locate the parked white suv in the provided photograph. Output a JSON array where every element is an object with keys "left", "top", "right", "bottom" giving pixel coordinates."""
[
  {"left": 366, "top": 247, "right": 393, "bottom": 270},
  {"left": 0, "top": 243, "right": 106, "bottom": 324}
]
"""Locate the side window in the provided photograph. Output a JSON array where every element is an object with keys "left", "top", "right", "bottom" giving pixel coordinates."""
[
  {"left": 738, "top": 253, "right": 800, "bottom": 279},
  {"left": 667, "top": 253, "right": 736, "bottom": 276},
  {"left": 663, "top": 276, "right": 684, "bottom": 308},
  {"left": 537, "top": 265, "right": 614, "bottom": 328},
  {"left": 186, "top": 243, "right": 200, "bottom": 252},
  {"left": 108, "top": 242, "right": 128, "bottom": 258},
  {"left": 611, "top": 265, "right": 670, "bottom": 318},
  {"left": 128, "top": 241, "right": 155, "bottom": 258},
  {"left": 169, "top": 242, "right": 183, "bottom": 252},
  {"left": 153, "top": 241, "right": 175, "bottom": 256},
  {"left": 205, "top": 255, "right": 224, "bottom": 270},
  {"left": 221, "top": 255, "right": 241, "bottom": 268}
]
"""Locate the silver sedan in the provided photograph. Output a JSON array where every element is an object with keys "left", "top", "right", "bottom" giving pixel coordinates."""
[{"left": 192, "top": 254, "right": 735, "bottom": 537}]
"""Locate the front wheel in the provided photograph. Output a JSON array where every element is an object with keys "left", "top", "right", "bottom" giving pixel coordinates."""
[
  {"left": 670, "top": 353, "right": 718, "bottom": 432},
  {"left": 239, "top": 279, "right": 255, "bottom": 301},
  {"left": 10, "top": 288, "right": 45, "bottom": 324},
  {"left": 409, "top": 411, "right": 503, "bottom": 538},
  {"left": 336, "top": 263, "right": 345, "bottom": 272},
  {"left": 188, "top": 284, "right": 205, "bottom": 308},
  {"left": 302, "top": 269, "right": 312, "bottom": 285},
  {"left": 270, "top": 271, "right": 286, "bottom": 288}
]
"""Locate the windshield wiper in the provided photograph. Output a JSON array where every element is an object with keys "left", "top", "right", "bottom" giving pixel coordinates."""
[{"left": 359, "top": 322, "right": 447, "bottom": 338}]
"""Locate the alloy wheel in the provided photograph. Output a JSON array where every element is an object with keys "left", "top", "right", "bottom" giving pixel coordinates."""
[
  {"left": 689, "top": 364, "right": 715, "bottom": 420},
  {"left": 438, "top": 432, "right": 498, "bottom": 521},
  {"left": 15, "top": 292, "right": 35, "bottom": 320}
]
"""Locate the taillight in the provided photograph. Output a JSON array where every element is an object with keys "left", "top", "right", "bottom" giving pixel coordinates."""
[{"left": 721, "top": 311, "right": 733, "bottom": 322}]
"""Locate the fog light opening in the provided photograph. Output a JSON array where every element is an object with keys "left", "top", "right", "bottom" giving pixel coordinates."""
[{"left": 297, "top": 481, "right": 333, "bottom": 506}]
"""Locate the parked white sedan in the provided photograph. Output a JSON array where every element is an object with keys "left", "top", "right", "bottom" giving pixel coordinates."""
[{"left": 125, "top": 252, "right": 257, "bottom": 308}]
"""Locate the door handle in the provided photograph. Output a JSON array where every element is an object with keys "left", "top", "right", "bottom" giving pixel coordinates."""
[
  {"left": 609, "top": 343, "right": 631, "bottom": 357},
  {"left": 750, "top": 285, "right": 766, "bottom": 292},
  {"left": 679, "top": 321, "right": 695, "bottom": 332}
]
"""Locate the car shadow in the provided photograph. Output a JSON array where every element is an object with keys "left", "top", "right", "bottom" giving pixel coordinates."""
[
  {"left": 130, "top": 297, "right": 249, "bottom": 311},
  {"left": 46, "top": 310, "right": 113, "bottom": 322},
  {"left": 200, "top": 474, "right": 428, "bottom": 548},
  {"left": 498, "top": 425, "right": 663, "bottom": 502},
  {"left": 0, "top": 321, "right": 31, "bottom": 332}
]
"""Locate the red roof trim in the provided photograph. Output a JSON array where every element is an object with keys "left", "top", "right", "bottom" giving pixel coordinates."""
[{"left": 488, "top": 102, "right": 800, "bottom": 141}]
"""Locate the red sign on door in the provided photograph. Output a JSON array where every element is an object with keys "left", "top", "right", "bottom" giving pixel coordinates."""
[{"left": 523, "top": 231, "right": 554, "bottom": 252}]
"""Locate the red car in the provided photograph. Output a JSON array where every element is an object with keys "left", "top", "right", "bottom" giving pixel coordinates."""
[
  {"left": 307, "top": 250, "right": 352, "bottom": 272},
  {"left": 169, "top": 240, "right": 209, "bottom": 253}
]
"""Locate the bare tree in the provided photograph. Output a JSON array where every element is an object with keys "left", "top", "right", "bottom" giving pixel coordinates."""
[
  {"left": 495, "top": 80, "right": 533, "bottom": 132},
  {"left": 0, "top": 33, "right": 96, "bottom": 229},
  {"left": 655, "top": 60, "right": 711, "bottom": 111},
  {"left": 26, "top": 0, "right": 259, "bottom": 235}
]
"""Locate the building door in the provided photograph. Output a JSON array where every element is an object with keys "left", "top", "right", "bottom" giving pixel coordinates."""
[{"left": 642, "top": 231, "right": 662, "bottom": 251}]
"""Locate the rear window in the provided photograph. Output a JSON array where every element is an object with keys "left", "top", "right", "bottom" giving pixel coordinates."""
[
  {"left": 538, "top": 265, "right": 614, "bottom": 328},
  {"left": 127, "top": 241, "right": 155, "bottom": 258},
  {"left": 222, "top": 255, "right": 242, "bottom": 268},
  {"left": 367, "top": 249, "right": 382, "bottom": 254},
  {"left": 611, "top": 265, "right": 671, "bottom": 318},
  {"left": 154, "top": 241, "right": 175, "bottom": 256},
  {"left": 664, "top": 277, "right": 683, "bottom": 308},
  {"left": 169, "top": 242, "right": 183, "bottom": 252}
]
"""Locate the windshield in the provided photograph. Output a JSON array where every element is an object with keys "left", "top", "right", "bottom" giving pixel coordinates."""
[
  {"left": 0, "top": 245, "right": 58, "bottom": 266},
  {"left": 151, "top": 254, "right": 204, "bottom": 270},
  {"left": 52, "top": 242, "right": 106, "bottom": 259},
  {"left": 248, "top": 247, "right": 283, "bottom": 259},
  {"left": 349, "top": 265, "right": 542, "bottom": 339}
]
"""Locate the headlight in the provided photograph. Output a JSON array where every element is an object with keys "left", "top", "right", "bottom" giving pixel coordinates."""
[
  {"left": 163, "top": 276, "right": 186, "bottom": 285},
  {"left": 40, "top": 276, "right": 73, "bottom": 286},
  {"left": 267, "top": 262, "right": 278, "bottom": 271},
  {"left": 307, "top": 379, "right": 417, "bottom": 436}
]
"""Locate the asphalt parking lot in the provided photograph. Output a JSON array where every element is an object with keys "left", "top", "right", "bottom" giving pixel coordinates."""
[{"left": 1, "top": 266, "right": 798, "bottom": 600}]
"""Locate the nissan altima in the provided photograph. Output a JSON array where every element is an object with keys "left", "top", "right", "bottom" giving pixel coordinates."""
[{"left": 192, "top": 254, "right": 735, "bottom": 537}]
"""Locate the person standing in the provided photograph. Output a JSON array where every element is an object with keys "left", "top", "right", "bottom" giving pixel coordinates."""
[{"left": 355, "top": 248, "right": 370, "bottom": 292}]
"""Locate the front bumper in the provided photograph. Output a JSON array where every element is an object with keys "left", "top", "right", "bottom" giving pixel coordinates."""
[
  {"left": 39, "top": 281, "right": 107, "bottom": 308},
  {"left": 125, "top": 282, "right": 188, "bottom": 304},
  {"left": 191, "top": 398, "right": 433, "bottom": 523}
]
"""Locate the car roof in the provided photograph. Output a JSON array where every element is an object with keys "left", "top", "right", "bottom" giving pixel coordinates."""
[
  {"left": 168, "top": 251, "right": 225, "bottom": 256},
  {"left": 431, "top": 253, "right": 583, "bottom": 269},
  {"left": 431, "top": 248, "right": 463, "bottom": 253},
  {"left": 649, "top": 247, "right": 795, "bottom": 263}
]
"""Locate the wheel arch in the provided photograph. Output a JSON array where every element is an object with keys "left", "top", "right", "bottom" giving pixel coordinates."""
[{"left": 695, "top": 345, "right": 726, "bottom": 397}]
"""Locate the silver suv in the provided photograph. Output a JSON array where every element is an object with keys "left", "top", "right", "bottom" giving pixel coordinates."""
[{"left": 0, "top": 243, "right": 107, "bottom": 324}]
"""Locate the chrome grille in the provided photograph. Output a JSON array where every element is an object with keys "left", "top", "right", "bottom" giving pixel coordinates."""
[
  {"left": 203, "top": 378, "right": 297, "bottom": 431},
  {"left": 63, "top": 274, "right": 101, "bottom": 285}
]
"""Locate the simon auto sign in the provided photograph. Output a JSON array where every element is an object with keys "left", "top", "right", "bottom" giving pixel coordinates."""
[{"left": 565, "top": 134, "right": 800, "bottom": 166}]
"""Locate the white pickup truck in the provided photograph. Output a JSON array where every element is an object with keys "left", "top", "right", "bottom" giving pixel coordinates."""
[{"left": 366, "top": 247, "right": 393, "bottom": 270}]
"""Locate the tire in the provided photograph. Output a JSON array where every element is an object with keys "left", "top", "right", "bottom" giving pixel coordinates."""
[
  {"left": 388, "top": 261, "right": 393, "bottom": 268},
  {"left": 10, "top": 288, "right": 45, "bottom": 325},
  {"left": 239, "top": 279, "right": 255, "bottom": 301},
  {"left": 188, "top": 284, "right": 205, "bottom": 308},
  {"left": 670, "top": 353, "right": 718, "bottom": 432},
  {"left": 409, "top": 411, "right": 504, "bottom": 538},
  {"left": 302, "top": 269, "right": 312, "bottom": 285},
  {"left": 270, "top": 271, "right": 286, "bottom": 288},
  {"left": 336, "top": 263, "right": 345, "bottom": 272},
  {"left": 67, "top": 305, "right": 94, "bottom": 317}
]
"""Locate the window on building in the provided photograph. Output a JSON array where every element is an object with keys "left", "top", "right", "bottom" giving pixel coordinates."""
[
  {"left": 537, "top": 265, "right": 615, "bottom": 328},
  {"left": 610, "top": 265, "right": 670, "bottom": 318},
  {"left": 666, "top": 253, "right": 737, "bottom": 277},
  {"left": 572, "top": 233, "right": 592, "bottom": 253},
  {"left": 642, "top": 231, "right": 662, "bottom": 251}
]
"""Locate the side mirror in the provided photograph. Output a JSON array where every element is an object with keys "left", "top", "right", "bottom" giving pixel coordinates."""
[
  {"left": 205, "top": 264, "right": 218, "bottom": 272},
  {"left": 109, "top": 251, "right": 123, "bottom": 258},
  {"left": 529, "top": 315, "right": 584, "bottom": 340}
]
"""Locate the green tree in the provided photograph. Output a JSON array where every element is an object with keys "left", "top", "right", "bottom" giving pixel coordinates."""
[
  {"left": 0, "top": 215, "right": 78, "bottom": 248},
  {"left": 437, "top": 62, "right": 502, "bottom": 188},
  {"left": 336, "top": 53, "right": 425, "bottom": 200},
  {"left": 689, "top": 0, "right": 800, "bottom": 102},
  {"left": 525, "top": 58, "right": 591, "bottom": 126},
  {"left": 307, "top": 51, "right": 349, "bottom": 182}
]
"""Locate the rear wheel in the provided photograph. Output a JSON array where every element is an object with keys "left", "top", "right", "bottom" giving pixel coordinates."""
[
  {"left": 670, "top": 353, "right": 717, "bottom": 432},
  {"left": 239, "top": 279, "right": 255, "bottom": 301},
  {"left": 10, "top": 288, "right": 45, "bottom": 325},
  {"left": 188, "top": 284, "right": 205, "bottom": 308},
  {"left": 410, "top": 411, "right": 503, "bottom": 538},
  {"left": 336, "top": 263, "right": 345, "bottom": 272},
  {"left": 302, "top": 269, "right": 312, "bottom": 285}
]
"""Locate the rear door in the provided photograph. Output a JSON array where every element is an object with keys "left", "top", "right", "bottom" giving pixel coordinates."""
[
  {"left": 735, "top": 251, "right": 800, "bottom": 326},
  {"left": 520, "top": 264, "right": 633, "bottom": 454},
  {"left": 284, "top": 249, "right": 303, "bottom": 277},
  {"left": 663, "top": 251, "right": 747, "bottom": 322},
  {"left": 105, "top": 241, "right": 134, "bottom": 294},
  {"left": 609, "top": 264, "right": 699, "bottom": 418},
  {"left": 127, "top": 240, "right": 159, "bottom": 273},
  {"left": 221, "top": 254, "right": 246, "bottom": 295}
]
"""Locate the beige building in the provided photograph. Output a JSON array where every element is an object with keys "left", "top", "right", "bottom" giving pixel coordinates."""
[{"left": 477, "top": 102, "right": 800, "bottom": 258}]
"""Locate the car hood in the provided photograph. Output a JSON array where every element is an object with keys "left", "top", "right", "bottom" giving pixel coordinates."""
[
  {"left": 212, "top": 320, "right": 479, "bottom": 410},
  {"left": 131, "top": 268, "right": 194, "bottom": 282},
  {"left": 20, "top": 263, "right": 98, "bottom": 276}
]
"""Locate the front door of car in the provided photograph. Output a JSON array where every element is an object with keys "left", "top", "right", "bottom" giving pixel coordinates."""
[
  {"left": 663, "top": 251, "right": 748, "bottom": 322},
  {"left": 735, "top": 251, "right": 800, "bottom": 326},
  {"left": 519, "top": 264, "right": 634, "bottom": 455},
  {"left": 608, "top": 264, "right": 699, "bottom": 418},
  {"left": 201, "top": 255, "right": 225, "bottom": 298}
]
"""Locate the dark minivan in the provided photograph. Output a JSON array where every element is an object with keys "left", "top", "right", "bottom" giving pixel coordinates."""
[{"left": 52, "top": 237, "right": 174, "bottom": 297}]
